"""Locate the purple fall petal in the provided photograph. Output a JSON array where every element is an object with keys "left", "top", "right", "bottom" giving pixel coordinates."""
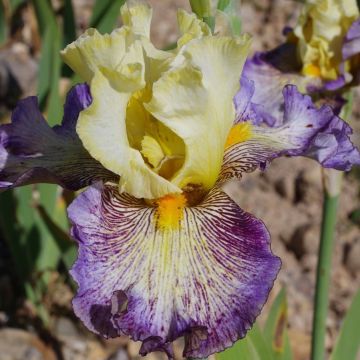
[
  {"left": 224, "top": 85, "right": 360, "bottom": 182},
  {"left": 234, "top": 76, "right": 262, "bottom": 125},
  {"left": 68, "top": 183, "right": 280, "bottom": 359},
  {"left": 0, "top": 84, "right": 117, "bottom": 190},
  {"left": 241, "top": 53, "right": 308, "bottom": 127},
  {"left": 279, "top": 86, "right": 360, "bottom": 170}
]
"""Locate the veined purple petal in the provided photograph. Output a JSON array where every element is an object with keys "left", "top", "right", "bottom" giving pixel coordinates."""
[
  {"left": 0, "top": 84, "right": 117, "bottom": 190},
  {"left": 68, "top": 183, "right": 280, "bottom": 359},
  {"left": 241, "top": 53, "right": 308, "bottom": 127},
  {"left": 306, "top": 115, "right": 360, "bottom": 169},
  {"left": 222, "top": 85, "right": 360, "bottom": 181}
]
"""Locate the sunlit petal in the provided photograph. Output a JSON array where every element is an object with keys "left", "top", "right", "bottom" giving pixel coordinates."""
[
  {"left": 68, "top": 183, "right": 280, "bottom": 358},
  {"left": 76, "top": 70, "right": 181, "bottom": 199},
  {"left": 146, "top": 35, "right": 251, "bottom": 191},
  {"left": 220, "top": 85, "right": 360, "bottom": 182}
]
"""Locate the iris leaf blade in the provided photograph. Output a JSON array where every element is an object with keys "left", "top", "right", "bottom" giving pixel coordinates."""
[
  {"left": 63, "top": 0, "right": 77, "bottom": 47},
  {"left": 90, "top": 0, "right": 125, "bottom": 34},
  {"left": 31, "top": 0, "right": 57, "bottom": 36},
  {"left": 0, "top": 1, "right": 6, "bottom": 45},
  {"left": 37, "top": 26, "right": 52, "bottom": 106},
  {"left": 264, "top": 288, "right": 293, "bottom": 360},
  {"left": 14, "top": 185, "right": 61, "bottom": 272},
  {"left": 216, "top": 324, "right": 272, "bottom": 360},
  {"left": 330, "top": 289, "right": 360, "bottom": 360},
  {"left": 0, "top": 190, "right": 29, "bottom": 278}
]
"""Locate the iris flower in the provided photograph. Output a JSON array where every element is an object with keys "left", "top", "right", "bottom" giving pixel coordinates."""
[
  {"left": 1, "top": 3, "right": 360, "bottom": 358},
  {"left": 243, "top": 0, "right": 360, "bottom": 129}
]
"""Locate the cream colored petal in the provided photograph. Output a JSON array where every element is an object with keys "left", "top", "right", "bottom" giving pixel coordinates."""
[
  {"left": 121, "top": 2, "right": 152, "bottom": 38},
  {"left": 76, "top": 70, "right": 181, "bottom": 199},
  {"left": 177, "top": 9, "right": 211, "bottom": 48},
  {"left": 141, "top": 40, "right": 173, "bottom": 84},
  {"left": 141, "top": 135, "right": 165, "bottom": 168},
  {"left": 146, "top": 35, "right": 251, "bottom": 191},
  {"left": 294, "top": 0, "right": 359, "bottom": 80},
  {"left": 338, "top": 0, "right": 359, "bottom": 18},
  {"left": 61, "top": 28, "right": 127, "bottom": 81}
]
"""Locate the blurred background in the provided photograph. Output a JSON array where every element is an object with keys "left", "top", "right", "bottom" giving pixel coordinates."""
[{"left": 0, "top": 0, "right": 359, "bottom": 359}]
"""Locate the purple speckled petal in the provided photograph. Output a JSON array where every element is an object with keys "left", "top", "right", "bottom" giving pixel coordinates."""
[
  {"left": 68, "top": 183, "right": 280, "bottom": 359},
  {"left": 221, "top": 85, "right": 360, "bottom": 181},
  {"left": 0, "top": 84, "right": 117, "bottom": 190}
]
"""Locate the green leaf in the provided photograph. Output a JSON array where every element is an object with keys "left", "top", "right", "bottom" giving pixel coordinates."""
[
  {"left": 0, "top": 1, "right": 6, "bottom": 45},
  {"left": 90, "top": 0, "right": 125, "bottom": 34},
  {"left": 217, "top": 0, "right": 231, "bottom": 11},
  {"left": 15, "top": 185, "right": 61, "bottom": 272},
  {"left": 0, "top": 187, "right": 54, "bottom": 325},
  {"left": 349, "top": 208, "right": 360, "bottom": 226},
  {"left": 31, "top": 0, "right": 57, "bottom": 36},
  {"left": 32, "top": 0, "right": 63, "bottom": 125},
  {"left": 0, "top": 190, "right": 29, "bottom": 278},
  {"left": 90, "top": 0, "right": 114, "bottom": 28},
  {"left": 331, "top": 289, "right": 360, "bottom": 360},
  {"left": 62, "top": 0, "right": 77, "bottom": 77},
  {"left": 9, "top": 0, "right": 26, "bottom": 11},
  {"left": 46, "top": 28, "right": 63, "bottom": 125},
  {"left": 216, "top": 324, "right": 273, "bottom": 360},
  {"left": 264, "top": 288, "right": 293, "bottom": 360},
  {"left": 63, "top": 0, "right": 76, "bottom": 47},
  {"left": 36, "top": 193, "right": 77, "bottom": 270},
  {"left": 37, "top": 26, "right": 53, "bottom": 105}
]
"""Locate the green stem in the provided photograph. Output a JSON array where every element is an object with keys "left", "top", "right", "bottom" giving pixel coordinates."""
[
  {"left": 311, "top": 88, "right": 353, "bottom": 359},
  {"left": 311, "top": 190, "right": 339, "bottom": 360}
]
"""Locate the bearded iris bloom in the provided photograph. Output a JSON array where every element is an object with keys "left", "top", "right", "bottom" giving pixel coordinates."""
[
  {"left": 243, "top": 0, "right": 360, "bottom": 131},
  {"left": 1, "top": 3, "right": 360, "bottom": 358}
]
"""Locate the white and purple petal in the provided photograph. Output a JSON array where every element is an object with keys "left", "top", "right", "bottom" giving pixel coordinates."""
[
  {"left": 68, "top": 183, "right": 280, "bottom": 358},
  {"left": 234, "top": 76, "right": 262, "bottom": 125},
  {"left": 241, "top": 52, "right": 309, "bottom": 127},
  {"left": 0, "top": 84, "right": 117, "bottom": 190},
  {"left": 222, "top": 85, "right": 360, "bottom": 181}
]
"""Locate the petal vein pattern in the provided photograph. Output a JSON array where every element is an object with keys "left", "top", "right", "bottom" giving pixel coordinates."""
[
  {"left": 69, "top": 183, "right": 280, "bottom": 358},
  {"left": 0, "top": 84, "right": 116, "bottom": 190},
  {"left": 222, "top": 84, "right": 360, "bottom": 181}
]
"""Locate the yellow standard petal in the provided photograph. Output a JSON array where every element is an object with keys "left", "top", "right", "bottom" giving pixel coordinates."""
[
  {"left": 294, "top": 0, "right": 359, "bottom": 80},
  {"left": 121, "top": 2, "right": 152, "bottom": 38},
  {"left": 60, "top": 27, "right": 133, "bottom": 82},
  {"left": 146, "top": 34, "right": 251, "bottom": 192},
  {"left": 177, "top": 9, "right": 211, "bottom": 48},
  {"left": 63, "top": 4, "right": 252, "bottom": 200},
  {"left": 76, "top": 70, "right": 181, "bottom": 199}
]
